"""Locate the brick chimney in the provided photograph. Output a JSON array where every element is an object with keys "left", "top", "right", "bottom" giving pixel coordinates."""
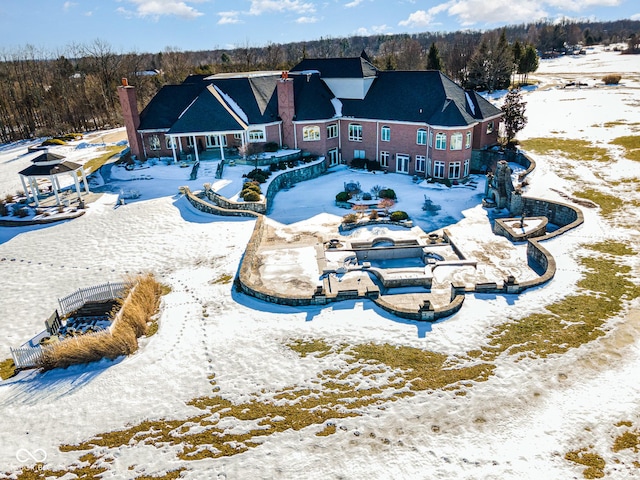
[
  {"left": 117, "top": 78, "right": 144, "bottom": 160},
  {"left": 277, "top": 72, "right": 295, "bottom": 149}
]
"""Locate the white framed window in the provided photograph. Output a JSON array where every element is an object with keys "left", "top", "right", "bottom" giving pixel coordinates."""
[
  {"left": 303, "top": 125, "right": 320, "bottom": 141},
  {"left": 416, "top": 128, "right": 427, "bottom": 145},
  {"left": 415, "top": 155, "right": 426, "bottom": 173},
  {"left": 428, "top": 130, "right": 433, "bottom": 147},
  {"left": 381, "top": 125, "right": 390, "bottom": 142},
  {"left": 234, "top": 133, "right": 243, "bottom": 140},
  {"left": 349, "top": 123, "right": 362, "bottom": 142},
  {"left": 435, "top": 132, "right": 447, "bottom": 150},
  {"left": 450, "top": 133, "right": 463, "bottom": 150},
  {"left": 449, "top": 161, "right": 461, "bottom": 179},
  {"left": 466, "top": 132, "right": 472, "bottom": 149},
  {"left": 486, "top": 121, "right": 494, "bottom": 134},
  {"left": 464, "top": 159, "right": 470, "bottom": 177},
  {"left": 165, "top": 136, "right": 176, "bottom": 149},
  {"left": 248, "top": 129, "right": 265, "bottom": 142},
  {"left": 327, "top": 123, "right": 338, "bottom": 139},
  {"left": 354, "top": 149, "right": 366, "bottom": 159},
  {"left": 206, "top": 135, "right": 227, "bottom": 148},
  {"left": 433, "top": 160, "right": 445, "bottom": 178},
  {"left": 186, "top": 136, "right": 194, "bottom": 147},
  {"left": 149, "top": 135, "right": 161, "bottom": 151},
  {"left": 380, "top": 151, "right": 389, "bottom": 168}
]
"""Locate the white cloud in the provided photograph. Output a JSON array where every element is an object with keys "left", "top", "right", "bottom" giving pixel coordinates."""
[
  {"left": 247, "top": 0, "right": 316, "bottom": 16},
  {"left": 355, "top": 24, "right": 390, "bottom": 36},
  {"left": 631, "top": 13, "right": 640, "bottom": 21},
  {"left": 345, "top": 0, "right": 364, "bottom": 7},
  {"left": 296, "top": 16, "right": 319, "bottom": 23},
  {"left": 121, "top": 0, "right": 205, "bottom": 20},
  {"left": 218, "top": 11, "right": 242, "bottom": 24},
  {"left": 63, "top": 1, "right": 77, "bottom": 10},
  {"left": 398, "top": 10, "right": 435, "bottom": 28},
  {"left": 447, "top": 0, "right": 546, "bottom": 26}
]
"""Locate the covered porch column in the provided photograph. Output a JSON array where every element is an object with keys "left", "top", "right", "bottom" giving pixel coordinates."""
[
  {"left": 191, "top": 135, "right": 200, "bottom": 162},
  {"left": 19, "top": 175, "right": 35, "bottom": 207},
  {"left": 218, "top": 134, "right": 225, "bottom": 161},
  {"left": 170, "top": 135, "right": 178, "bottom": 163},
  {"left": 71, "top": 171, "right": 82, "bottom": 200},
  {"left": 79, "top": 167, "right": 90, "bottom": 193}
]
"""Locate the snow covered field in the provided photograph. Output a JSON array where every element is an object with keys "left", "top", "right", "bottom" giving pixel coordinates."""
[{"left": 1, "top": 46, "right": 640, "bottom": 479}]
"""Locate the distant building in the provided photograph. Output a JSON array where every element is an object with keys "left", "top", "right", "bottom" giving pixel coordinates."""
[{"left": 118, "top": 52, "right": 502, "bottom": 180}]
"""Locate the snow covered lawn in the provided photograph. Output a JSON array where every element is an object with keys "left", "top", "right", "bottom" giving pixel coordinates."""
[{"left": 1, "top": 46, "right": 640, "bottom": 479}]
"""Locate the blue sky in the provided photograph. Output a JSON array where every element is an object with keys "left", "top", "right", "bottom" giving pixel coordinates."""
[{"left": 0, "top": 0, "right": 638, "bottom": 54}]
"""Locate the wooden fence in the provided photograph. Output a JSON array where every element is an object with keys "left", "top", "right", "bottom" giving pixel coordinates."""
[{"left": 58, "top": 281, "right": 127, "bottom": 316}]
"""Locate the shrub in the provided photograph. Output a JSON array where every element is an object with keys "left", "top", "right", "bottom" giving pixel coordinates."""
[
  {"left": 351, "top": 158, "right": 367, "bottom": 169},
  {"left": 41, "top": 138, "right": 66, "bottom": 146},
  {"left": 602, "top": 74, "right": 621, "bottom": 85},
  {"left": 371, "top": 185, "right": 383, "bottom": 199},
  {"left": 362, "top": 192, "right": 372, "bottom": 201},
  {"left": 366, "top": 160, "right": 382, "bottom": 171},
  {"left": 5, "top": 194, "right": 14, "bottom": 204},
  {"left": 335, "top": 191, "right": 351, "bottom": 202},
  {"left": 242, "top": 190, "right": 261, "bottom": 202},
  {"left": 243, "top": 182, "right": 262, "bottom": 193},
  {"left": 263, "top": 141, "right": 279, "bottom": 152},
  {"left": 390, "top": 211, "right": 409, "bottom": 221},
  {"left": 247, "top": 168, "right": 269, "bottom": 183},
  {"left": 342, "top": 213, "right": 358, "bottom": 224},
  {"left": 269, "top": 162, "right": 279, "bottom": 172},
  {"left": 379, "top": 188, "right": 397, "bottom": 200},
  {"left": 0, "top": 203, "right": 7, "bottom": 216},
  {"left": 14, "top": 207, "right": 29, "bottom": 218},
  {"left": 369, "top": 209, "right": 379, "bottom": 220},
  {"left": 278, "top": 161, "right": 287, "bottom": 170}
]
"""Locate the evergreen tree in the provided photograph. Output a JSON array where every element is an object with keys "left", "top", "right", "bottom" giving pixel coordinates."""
[
  {"left": 501, "top": 88, "right": 527, "bottom": 146},
  {"left": 518, "top": 45, "right": 539, "bottom": 84},
  {"left": 466, "top": 30, "right": 513, "bottom": 91},
  {"left": 426, "top": 42, "right": 443, "bottom": 71}
]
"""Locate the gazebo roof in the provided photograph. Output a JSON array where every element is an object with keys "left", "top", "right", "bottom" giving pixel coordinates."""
[{"left": 19, "top": 160, "right": 82, "bottom": 177}]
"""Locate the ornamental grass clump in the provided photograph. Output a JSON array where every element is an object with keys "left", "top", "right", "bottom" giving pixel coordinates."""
[{"left": 38, "top": 273, "right": 165, "bottom": 371}]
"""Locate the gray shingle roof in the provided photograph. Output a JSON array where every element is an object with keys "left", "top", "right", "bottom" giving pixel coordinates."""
[
  {"left": 290, "top": 56, "right": 378, "bottom": 79},
  {"left": 168, "top": 85, "right": 248, "bottom": 135}
]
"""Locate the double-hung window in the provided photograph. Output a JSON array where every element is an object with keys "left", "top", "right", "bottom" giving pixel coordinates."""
[
  {"left": 435, "top": 132, "right": 447, "bottom": 150},
  {"left": 380, "top": 151, "right": 389, "bottom": 168},
  {"left": 415, "top": 155, "right": 426, "bottom": 173},
  {"left": 466, "top": 132, "right": 472, "bottom": 149},
  {"left": 450, "top": 133, "right": 463, "bottom": 150},
  {"left": 327, "top": 123, "right": 338, "bottom": 139},
  {"left": 416, "top": 128, "right": 427, "bottom": 145},
  {"left": 149, "top": 135, "right": 161, "bottom": 151},
  {"left": 349, "top": 123, "right": 363, "bottom": 142},
  {"left": 381, "top": 125, "right": 390, "bottom": 142}
]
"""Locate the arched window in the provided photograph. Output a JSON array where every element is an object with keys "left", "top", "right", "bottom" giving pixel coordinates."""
[
  {"left": 435, "top": 132, "right": 447, "bottom": 150},
  {"left": 450, "top": 133, "right": 463, "bottom": 150},
  {"left": 416, "top": 128, "right": 427, "bottom": 145},
  {"left": 303, "top": 125, "right": 320, "bottom": 141},
  {"left": 381, "top": 125, "right": 390, "bottom": 142},
  {"left": 248, "top": 129, "right": 265, "bottom": 142}
]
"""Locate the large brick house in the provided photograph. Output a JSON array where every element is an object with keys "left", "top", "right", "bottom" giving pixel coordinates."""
[{"left": 118, "top": 52, "right": 502, "bottom": 180}]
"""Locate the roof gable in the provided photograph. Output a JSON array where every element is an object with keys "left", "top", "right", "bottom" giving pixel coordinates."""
[
  {"left": 168, "top": 85, "right": 248, "bottom": 135},
  {"left": 290, "top": 56, "right": 378, "bottom": 79}
]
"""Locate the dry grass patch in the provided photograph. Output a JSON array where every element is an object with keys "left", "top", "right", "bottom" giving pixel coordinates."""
[
  {"left": 565, "top": 448, "right": 606, "bottom": 478},
  {"left": 39, "top": 273, "right": 166, "bottom": 371},
  {"left": 82, "top": 146, "right": 127, "bottom": 174},
  {"left": 611, "top": 135, "right": 640, "bottom": 161},
  {"left": 484, "top": 242, "right": 640, "bottom": 360},
  {"left": 520, "top": 138, "right": 612, "bottom": 162},
  {"left": 0, "top": 357, "right": 16, "bottom": 380},
  {"left": 573, "top": 188, "right": 624, "bottom": 217}
]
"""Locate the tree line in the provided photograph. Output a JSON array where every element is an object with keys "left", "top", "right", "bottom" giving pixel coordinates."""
[{"left": 0, "top": 19, "right": 637, "bottom": 144}]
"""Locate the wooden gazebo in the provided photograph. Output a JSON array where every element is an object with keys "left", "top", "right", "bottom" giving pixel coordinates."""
[{"left": 18, "top": 151, "right": 90, "bottom": 207}]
